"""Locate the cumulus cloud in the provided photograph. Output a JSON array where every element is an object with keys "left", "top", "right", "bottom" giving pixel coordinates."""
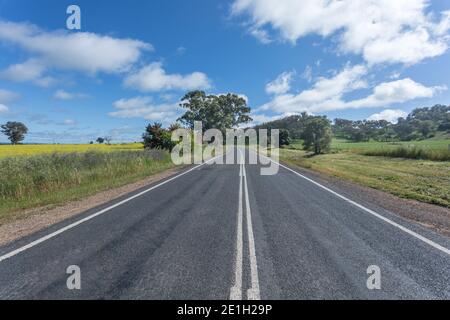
[
  {"left": 368, "top": 109, "right": 408, "bottom": 123},
  {"left": 53, "top": 90, "right": 88, "bottom": 100},
  {"left": 0, "top": 20, "right": 152, "bottom": 82},
  {"left": 266, "top": 71, "right": 295, "bottom": 95},
  {"left": 259, "top": 64, "right": 444, "bottom": 114},
  {"left": 0, "top": 59, "right": 56, "bottom": 87},
  {"left": 109, "top": 96, "right": 180, "bottom": 121},
  {"left": 345, "top": 78, "right": 445, "bottom": 109},
  {"left": 232, "top": 0, "right": 450, "bottom": 65},
  {"left": 124, "top": 62, "right": 211, "bottom": 92}
]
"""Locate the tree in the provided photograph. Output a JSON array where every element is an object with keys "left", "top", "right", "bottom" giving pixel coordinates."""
[
  {"left": 178, "top": 91, "right": 252, "bottom": 132},
  {"left": 168, "top": 123, "right": 182, "bottom": 132},
  {"left": 414, "top": 120, "right": 436, "bottom": 139},
  {"left": 104, "top": 136, "right": 113, "bottom": 145},
  {"left": 279, "top": 129, "right": 291, "bottom": 146},
  {"left": 143, "top": 123, "right": 174, "bottom": 150},
  {"left": 96, "top": 137, "right": 105, "bottom": 144},
  {"left": 1, "top": 121, "right": 28, "bottom": 145},
  {"left": 302, "top": 116, "right": 332, "bottom": 155},
  {"left": 394, "top": 118, "right": 414, "bottom": 141}
]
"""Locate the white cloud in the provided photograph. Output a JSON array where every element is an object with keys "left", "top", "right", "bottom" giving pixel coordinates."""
[
  {"left": 0, "top": 89, "right": 19, "bottom": 104},
  {"left": 301, "top": 66, "right": 313, "bottom": 83},
  {"left": 0, "top": 20, "right": 152, "bottom": 79},
  {"left": 124, "top": 62, "right": 211, "bottom": 92},
  {"left": 0, "top": 59, "right": 55, "bottom": 87},
  {"left": 0, "top": 104, "right": 8, "bottom": 114},
  {"left": 261, "top": 64, "right": 368, "bottom": 113},
  {"left": 232, "top": 0, "right": 450, "bottom": 65},
  {"left": 53, "top": 90, "right": 88, "bottom": 100},
  {"left": 368, "top": 109, "right": 408, "bottom": 123},
  {"left": 249, "top": 113, "right": 284, "bottom": 125},
  {"left": 176, "top": 46, "right": 186, "bottom": 55},
  {"left": 250, "top": 27, "right": 272, "bottom": 44},
  {"left": 259, "top": 64, "right": 444, "bottom": 114},
  {"left": 265, "top": 71, "right": 295, "bottom": 95},
  {"left": 345, "top": 78, "right": 445, "bottom": 109},
  {"left": 57, "top": 119, "right": 77, "bottom": 126},
  {"left": 109, "top": 96, "right": 180, "bottom": 121}
]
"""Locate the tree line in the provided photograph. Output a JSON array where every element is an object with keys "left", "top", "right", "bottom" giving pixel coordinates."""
[
  {"left": 256, "top": 105, "right": 450, "bottom": 147},
  {"left": 334, "top": 105, "right": 450, "bottom": 142}
]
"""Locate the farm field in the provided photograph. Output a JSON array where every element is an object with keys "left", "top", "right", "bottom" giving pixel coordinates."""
[{"left": 0, "top": 143, "right": 144, "bottom": 158}]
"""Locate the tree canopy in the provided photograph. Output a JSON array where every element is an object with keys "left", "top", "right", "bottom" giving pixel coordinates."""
[
  {"left": 302, "top": 116, "right": 332, "bottom": 154},
  {"left": 1, "top": 121, "right": 28, "bottom": 145},
  {"left": 178, "top": 91, "right": 252, "bottom": 132}
]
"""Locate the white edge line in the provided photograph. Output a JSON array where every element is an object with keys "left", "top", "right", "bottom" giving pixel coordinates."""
[
  {"left": 258, "top": 153, "right": 450, "bottom": 257},
  {"left": 0, "top": 155, "right": 222, "bottom": 263}
]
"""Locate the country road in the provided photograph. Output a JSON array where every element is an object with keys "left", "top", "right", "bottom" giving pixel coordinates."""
[{"left": 0, "top": 147, "right": 449, "bottom": 300}]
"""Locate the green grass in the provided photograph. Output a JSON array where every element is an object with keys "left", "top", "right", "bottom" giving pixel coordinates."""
[
  {"left": 280, "top": 147, "right": 450, "bottom": 208},
  {"left": 0, "top": 143, "right": 144, "bottom": 159},
  {"left": 0, "top": 150, "right": 176, "bottom": 223}
]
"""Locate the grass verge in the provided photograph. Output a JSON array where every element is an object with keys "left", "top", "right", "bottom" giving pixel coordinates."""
[
  {"left": 0, "top": 150, "right": 176, "bottom": 223},
  {"left": 280, "top": 148, "right": 450, "bottom": 208}
]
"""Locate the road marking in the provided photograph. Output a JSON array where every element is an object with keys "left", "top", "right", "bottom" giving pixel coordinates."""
[
  {"left": 258, "top": 152, "right": 450, "bottom": 257},
  {"left": 230, "top": 149, "right": 261, "bottom": 300},
  {"left": 230, "top": 157, "right": 244, "bottom": 300},
  {"left": 0, "top": 156, "right": 222, "bottom": 264},
  {"left": 242, "top": 163, "right": 261, "bottom": 300}
]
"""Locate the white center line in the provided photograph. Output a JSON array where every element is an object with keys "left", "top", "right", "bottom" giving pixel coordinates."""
[
  {"left": 230, "top": 157, "right": 244, "bottom": 300},
  {"left": 242, "top": 162, "right": 261, "bottom": 300},
  {"left": 230, "top": 149, "right": 262, "bottom": 300}
]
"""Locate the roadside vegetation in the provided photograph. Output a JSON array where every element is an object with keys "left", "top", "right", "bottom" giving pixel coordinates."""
[
  {"left": 0, "top": 150, "right": 175, "bottom": 223},
  {"left": 280, "top": 138, "right": 450, "bottom": 207},
  {"left": 0, "top": 90, "right": 253, "bottom": 224},
  {"left": 281, "top": 147, "right": 450, "bottom": 208},
  {"left": 263, "top": 104, "right": 450, "bottom": 207}
]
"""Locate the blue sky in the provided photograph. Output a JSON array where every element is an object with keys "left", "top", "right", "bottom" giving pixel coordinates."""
[{"left": 0, "top": 0, "right": 449, "bottom": 143}]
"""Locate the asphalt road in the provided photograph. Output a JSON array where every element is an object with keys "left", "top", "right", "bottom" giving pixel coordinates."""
[{"left": 0, "top": 147, "right": 449, "bottom": 299}]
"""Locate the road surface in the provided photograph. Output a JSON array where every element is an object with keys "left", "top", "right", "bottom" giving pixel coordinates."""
[{"left": 0, "top": 148, "right": 449, "bottom": 299}]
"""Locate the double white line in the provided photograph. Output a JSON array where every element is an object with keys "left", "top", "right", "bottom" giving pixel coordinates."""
[{"left": 230, "top": 150, "right": 261, "bottom": 300}]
